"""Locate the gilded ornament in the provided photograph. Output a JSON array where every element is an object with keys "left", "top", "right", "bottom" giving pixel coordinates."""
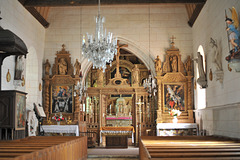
[
  {"left": 6, "top": 69, "right": 11, "bottom": 82},
  {"left": 39, "top": 83, "right": 42, "bottom": 91},
  {"left": 21, "top": 75, "right": 25, "bottom": 86},
  {"left": 209, "top": 69, "right": 213, "bottom": 81}
]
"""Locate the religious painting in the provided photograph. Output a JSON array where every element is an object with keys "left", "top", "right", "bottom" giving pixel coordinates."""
[
  {"left": 15, "top": 93, "right": 26, "bottom": 130},
  {"left": 164, "top": 84, "right": 185, "bottom": 111},
  {"left": 111, "top": 67, "right": 131, "bottom": 84},
  {"left": 51, "top": 85, "right": 73, "bottom": 113}
]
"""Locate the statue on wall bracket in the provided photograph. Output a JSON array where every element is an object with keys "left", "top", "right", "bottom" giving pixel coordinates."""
[
  {"left": 193, "top": 52, "right": 207, "bottom": 88},
  {"left": 225, "top": 7, "right": 240, "bottom": 72}
]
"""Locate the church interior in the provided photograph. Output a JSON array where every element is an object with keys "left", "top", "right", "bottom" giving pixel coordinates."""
[{"left": 1, "top": 0, "right": 240, "bottom": 159}]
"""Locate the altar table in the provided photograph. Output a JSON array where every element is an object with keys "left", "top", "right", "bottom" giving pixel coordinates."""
[
  {"left": 156, "top": 123, "right": 198, "bottom": 136},
  {"left": 41, "top": 125, "right": 79, "bottom": 136},
  {"left": 100, "top": 126, "right": 135, "bottom": 145}
]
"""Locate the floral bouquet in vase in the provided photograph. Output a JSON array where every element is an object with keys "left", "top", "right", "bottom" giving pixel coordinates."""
[
  {"left": 169, "top": 109, "right": 181, "bottom": 117},
  {"left": 52, "top": 112, "right": 65, "bottom": 125},
  {"left": 169, "top": 109, "right": 181, "bottom": 123}
]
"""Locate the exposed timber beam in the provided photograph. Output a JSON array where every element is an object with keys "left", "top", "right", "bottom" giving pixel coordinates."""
[
  {"left": 23, "top": 0, "right": 207, "bottom": 7},
  {"left": 18, "top": 0, "right": 50, "bottom": 28},
  {"left": 188, "top": 3, "right": 205, "bottom": 27}
]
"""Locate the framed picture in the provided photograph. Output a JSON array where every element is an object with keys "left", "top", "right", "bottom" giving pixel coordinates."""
[
  {"left": 15, "top": 93, "right": 26, "bottom": 130},
  {"left": 163, "top": 84, "right": 185, "bottom": 112},
  {"left": 51, "top": 85, "right": 73, "bottom": 113}
]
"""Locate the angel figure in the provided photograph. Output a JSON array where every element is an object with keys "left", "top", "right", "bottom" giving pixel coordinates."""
[{"left": 226, "top": 7, "right": 239, "bottom": 53}]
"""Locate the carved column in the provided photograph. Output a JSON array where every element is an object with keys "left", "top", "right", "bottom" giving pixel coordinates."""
[
  {"left": 156, "top": 76, "right": 162, "bottom": 123},
  {"left": 44, "top": 79, "right": 50, "bottom": 119},
  {"left": 73, "top": 79, "right": 80, "bottom": 123},
  {"left": 187, "top": 76, "right": 194, "bottom": 122},
  {"left": 74, "top": 96, "right": 80, "bottom": 123}
]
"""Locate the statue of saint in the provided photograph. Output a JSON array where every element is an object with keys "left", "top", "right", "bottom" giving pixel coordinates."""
[
  {"left": 58, "top": 58, "right": 67, "bottom": 75},
  {"left": 210, "top": 38, "right": 222, "bottom": 71},
  {"left": 194, "top": 52, "right": 207, "bottom": 88},
  {"left": 74, "top": 59, "right": 81, "bottom": 76},
  {"left": 132, "top": 64, "right": 140, "bottom": 85},
  {"left": 171, "top": 56, "right": 178, "bottom": 72},
  {"left": 44, "top": 59, "right": 51, "bottom": 75},
  {"left": 155, "top": 56, "right": 162, "bottom": 73},
  {"left": 14, "top": 55, "right": 24, "bottom": 80},
  {"left": 184, "top": 56, "right": 192, "bottom": 73}
]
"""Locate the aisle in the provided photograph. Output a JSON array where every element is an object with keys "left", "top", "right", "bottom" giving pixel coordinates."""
[{"left": 87, "top": 146, "right": 139, "bottom": 159}]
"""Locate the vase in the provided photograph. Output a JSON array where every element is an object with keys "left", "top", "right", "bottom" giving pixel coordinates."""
[
  {"left": 57, "top": 121, "right": 60, "bottom": 125},
  {"left": 172, "top": 116, "right": 178, "bottom": 123}
]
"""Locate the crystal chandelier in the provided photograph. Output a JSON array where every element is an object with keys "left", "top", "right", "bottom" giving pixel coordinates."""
[
  {"left": 143, "top": 5, "right": 157, "bottom": 97},
  {"left": 74, "top": 79, "right": 87, "bottom": 101},
  {"left": 82, "top": 0, "right": 117, "bottom": 72},
  {"left": 143, "top": 73, "right": 157, "bottom": 97}
]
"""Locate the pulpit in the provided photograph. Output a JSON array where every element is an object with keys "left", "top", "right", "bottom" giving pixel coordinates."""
[{"left": 100, "top": 126, "right": 135, "bottom": 148}]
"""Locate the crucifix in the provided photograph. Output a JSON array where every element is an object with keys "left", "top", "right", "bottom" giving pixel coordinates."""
[
  {"left": 170, "top": 35, "right": 176, "bottom": 47},
  {"left": 115, "top": 40, "right": 128, "bottom": 78},
  {"left": 136, "top": 98, "right": 144, "bottom": 137}
]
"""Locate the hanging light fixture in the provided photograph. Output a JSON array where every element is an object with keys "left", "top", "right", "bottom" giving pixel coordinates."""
[
  {"left": 143, "top": 4, "right": 157, "bottom": 97},
  {"left": 82, "top": 0, "right": 117, "bottom": 72}
]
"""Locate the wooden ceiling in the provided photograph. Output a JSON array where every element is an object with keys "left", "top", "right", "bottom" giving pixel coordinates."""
[{"left": 18, "top": 0, "right": 206, "bottom": 28}]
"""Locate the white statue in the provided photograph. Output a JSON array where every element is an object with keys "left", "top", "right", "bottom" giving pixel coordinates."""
[
  {"left": 193, "top": 52, "right": 207, "bottom": 88},
  {"left": 27, "top": 110, "right": 38, "bottom": 136},
  {"left": 210, "top": 38, "right": 222, "bottom": 71}
]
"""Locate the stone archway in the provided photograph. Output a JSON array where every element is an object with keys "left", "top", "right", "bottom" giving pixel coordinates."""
[{"left": 80, "top": 36, "right": 155, "bottom": 85}]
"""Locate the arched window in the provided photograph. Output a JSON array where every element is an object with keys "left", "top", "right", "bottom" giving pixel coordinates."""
[{"left": 195, "top": 45, "right": 206, "bottom": 109}]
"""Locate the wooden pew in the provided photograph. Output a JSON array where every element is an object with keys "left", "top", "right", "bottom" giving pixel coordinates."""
[
  {"left": 140, "top": 136, "right": 240, "bottom": 160},
  {"left": 0, "top": 136, "right": 87, "bottom": 160}
]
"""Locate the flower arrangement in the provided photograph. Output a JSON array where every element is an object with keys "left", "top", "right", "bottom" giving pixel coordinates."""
[
  {"left": 169, "top": 109, "right": 181, "bottom": 117},
  {"left": 52, "top": 113, "right": 65, "bottom": 122}
]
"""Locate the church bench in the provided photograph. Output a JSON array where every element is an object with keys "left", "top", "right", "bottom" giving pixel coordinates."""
[
  {"left": 140, "top": 136, "right": 240, "bottom": 160},
  {"left": 0, "top": 136, "right": 87, "bottom": 160}
]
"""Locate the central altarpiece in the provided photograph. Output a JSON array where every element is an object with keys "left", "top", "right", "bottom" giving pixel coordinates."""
[{"left": 84, "top": 41, "right": 157, "bottom": 146}]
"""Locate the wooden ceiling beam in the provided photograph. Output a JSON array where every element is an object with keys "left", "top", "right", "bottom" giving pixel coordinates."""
[
  {"left": 23, "top": 0, "right": 206, "bottom": 7},
  {"left": 188, "top": 3, "right": 205, "bottom": 27},
  {"left": 18, "top": 0, "right": 50, "bottom": 28},
  {"left": 25, "top": 7, "right": 50, "bottom": 28}
]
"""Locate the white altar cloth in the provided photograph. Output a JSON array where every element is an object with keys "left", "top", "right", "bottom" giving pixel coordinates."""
[
  {"left": 41, "top": 125, "right": 79, "bottom": 136},
  {"left": 156, "top": 123, "right": 198, "bottom": 136}
]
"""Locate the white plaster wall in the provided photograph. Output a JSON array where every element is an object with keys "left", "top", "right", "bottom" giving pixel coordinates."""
[
  {"left": 44, "top": 4, "right": 193, "bottom": 78},
  {"left": 0, "top": 0, "right": 45, "bottom": 110},
  {"left": 193, "top": 0, "right": 240, "bottom": 138}
]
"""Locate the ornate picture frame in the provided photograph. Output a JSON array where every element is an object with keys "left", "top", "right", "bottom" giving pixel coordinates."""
[
  {"left": 51, "top": 85, "right": 74, "bottom": 114},
  {"left": 163, "top": 83, "right": 186, "bottom": 112}
]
